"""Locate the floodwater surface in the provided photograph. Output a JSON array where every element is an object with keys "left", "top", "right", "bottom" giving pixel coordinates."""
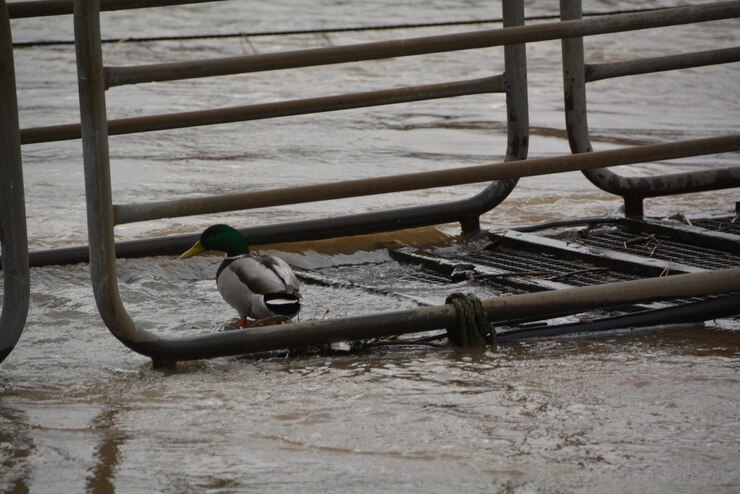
[{"left": 2, "top": 1, "right": 740, "bottom": 492}]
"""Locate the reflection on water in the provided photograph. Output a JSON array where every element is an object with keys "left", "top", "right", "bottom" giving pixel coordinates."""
[
  {"left": 3, "top": 0, "right": 740, "bottom": 492},
  {"left": 85, "top": 408, "right": 123, "bottom": 493},
  {"left": 3, "top": 328, "right": 740, "bottom": 492}
]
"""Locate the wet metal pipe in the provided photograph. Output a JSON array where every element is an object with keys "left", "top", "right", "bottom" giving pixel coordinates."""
[
  {"left": 104, "top": 1, "right": 740, "bottom": 87},
  {"left": 458, "top": 0, "right": 529, "bottom": 233},
  {"left": 497, "top": 293, "right": 740, "bottom": 342},
  {"left": 8, "top": 0, "right": 220, "bottom": 18},
  {"left": 72, "top": 0, "right": 739, "bottom": 365},
  {"left": 20, "top": 76, "right": 504, "bottom": 144},
  {"left": 113, "top": 134, "right": 740, "bottom": 225},
  {"left": 134, "top": 267, "right": 740, "bottom": 362},
  {"left": 0, "top": 0, "right": 30, "bottom": 364},
  {"left": 561, "top": 0, "right": 740, "bottom": 216},
  {"left": 586, "top": 46, "right": 740, "bottom": 82},
  {"left": 25, "top": 0, "right": 526, "bottom": 267},
  {"left": 76, "top": 0, "right": 162, "bottom": 348},
  {"left": 73, "top": 0, "right": 528, "bottom": 362},
  {"left": 74, "top": 0, "right": 541, "bottom": 364}
]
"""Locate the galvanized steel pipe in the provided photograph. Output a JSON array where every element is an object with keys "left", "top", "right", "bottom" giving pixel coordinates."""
[
  {"left": 113, "top": 134, "right": 740, "bottom": 225},
  {"left": 561, "top": 0, "right": 740, "bottom": 216},
  {"left": 104, "top": 1, "right": 740, "bottom": 87},
  {"left": 0, "top": 0, "right": 30, "bottom": 364},
  {"left": 586, "top": 46, "right": 740, "bottom": 82},
  {"left": 133, "top": 267, "right": 740, "bottom": 362},
  {"left": 76, "top": 0, "right": 161, "bottom": 348},
  {"left": 20, "top": 76, "right": 504, "bottom": 145},
  {"left": 8, "top": 0, "right": 221, "bottom": 18}
]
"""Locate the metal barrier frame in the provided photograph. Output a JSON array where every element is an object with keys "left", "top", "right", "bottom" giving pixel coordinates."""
[
  {"left": 560, "top": 0, "right": 740, "bottom": 217},
  {"left": 0, "top": 0, "right": 30, "bottom": 364},
  {"left": 73, "top": 0, "right": 529, "bottom": 365},
  {"left": 4, "top": 0, "right": 738, "bottom": 365},
  {"left": 65, "top": 0, "right": 532, "bottom": 237}
]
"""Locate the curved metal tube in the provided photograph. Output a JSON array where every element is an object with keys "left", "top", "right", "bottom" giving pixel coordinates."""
[
  {"left": 0, "top": 0, "right": 30, "bottom": 364},
  {"left": 560, "top": 0, "right": 740, "bottom": 217},
  {"left": 76, "top": 0, "right": 160, "bottom": 352},
  {"left": 93, "top": 267, "right": 740, "bottom": 362},
  {"left": 74, "top": 0, "right": 525, "bottom": 364},
  {"left": 20, "top": 133, "right": 740, "bottom": 268}
]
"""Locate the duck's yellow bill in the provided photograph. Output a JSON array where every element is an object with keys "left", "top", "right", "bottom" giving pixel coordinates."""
[{"left": 180, "top": 241, "right": 205, "bottom": 259}]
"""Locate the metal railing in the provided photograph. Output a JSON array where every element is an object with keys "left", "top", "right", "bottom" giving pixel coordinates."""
[
  {"left": 72, "top": 0, "right": 528, "bottom": 365},
  {"left": 7, "top": 0, "right": 220, "bottom": 17},
  {"left": 3, "top": 0, "right": 739, "bottom": 365},
  {"left": 0, "top": 0, "right": 30, "bottom": 364},
  {"left": 560, "top": 0, "right": 740, "bottom": 217}
]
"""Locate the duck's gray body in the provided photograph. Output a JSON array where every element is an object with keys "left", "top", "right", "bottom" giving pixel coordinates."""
[{"left": 216, "top": 254, "right": 301, "bottom": 320}]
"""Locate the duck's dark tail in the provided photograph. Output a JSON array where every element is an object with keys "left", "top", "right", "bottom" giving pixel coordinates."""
[{"left": 264, "top": 293, "right": 301, "bottom": 318}]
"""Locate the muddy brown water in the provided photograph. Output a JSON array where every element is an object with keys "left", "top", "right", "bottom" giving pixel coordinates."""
[{"left": 3, "top": 1, "right": 740, "bottom": 492}]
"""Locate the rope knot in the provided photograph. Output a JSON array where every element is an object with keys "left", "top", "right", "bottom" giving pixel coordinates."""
[{"left": 445, "top": 293, "right": 495, "bottom": 348}]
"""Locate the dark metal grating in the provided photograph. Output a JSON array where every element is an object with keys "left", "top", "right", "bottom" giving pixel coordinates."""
[
  {"left": 546, "top": 225, "right": 740, "bottom": 271},
  {"left": 455, "top": 246, "right": 639, "bottom": 287},
  {"left": 690, "top": 217, "right": 740, "bottom": 236}
]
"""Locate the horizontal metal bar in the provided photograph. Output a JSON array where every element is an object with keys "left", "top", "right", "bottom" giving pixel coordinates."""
[
  {"left": 19, "top": 76, "right": 503, "bottom": 144},
  {"left": 131, "top": 267, "right": 740, "bottom": 362},
  {"left": 7, "top": 0, "right": 221, "bottom": 18},
  {"left": 10, "top": 9, "right": 688, "bottom": 48},
  {"left": 105, "top": 2, "right": 740, "bottom": 87},
  {"left": 113, "top": 134, "right": 740, "bottom": 225},
  {"left": 496, "top": 293, "right": 740, "bottom": 342},
  {"left": 23, "top": 190, "right": 502, "bottom": 267},
  {"left": 586, "top": 46, "right": 740, "bottom": 82},
  {"left": 584, "top": 163, "right": 740, "bottom": 199}
]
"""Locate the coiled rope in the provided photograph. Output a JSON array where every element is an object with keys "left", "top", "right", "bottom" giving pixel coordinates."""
[{"left": 445, "top": 292, "right": 495, "bottom": 348}]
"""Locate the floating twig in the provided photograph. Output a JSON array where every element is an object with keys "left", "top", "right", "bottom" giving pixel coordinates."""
[
  {"left": 548, "top": 267, "right": 610, "bottom": 282},
  {"left": 472, "top": 271, "right": 550, "bottom": 280}
]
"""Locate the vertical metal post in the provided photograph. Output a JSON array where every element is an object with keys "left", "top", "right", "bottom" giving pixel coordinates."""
[
  {"left": 74, "top": 0, "right": 159, "bottom": 350},
  {"left": 560, "top": 0, "right": 590, "bottom": 154},
  {"left": 503, "top": 0, "right": 529, "bottom": 163},
  {"left": 561, "top": 0, "right": 643, "bottom": 217},
  {"left": 0, "top": 0, "right": 30, "bottom": 364},
  {"left": 460, "top": 0, "right": 528, "bottom": 233}
]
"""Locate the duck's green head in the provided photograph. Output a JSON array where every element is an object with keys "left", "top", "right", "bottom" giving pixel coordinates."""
[{"left": 180, "top": 224, "right": 248, "bottom": 259}]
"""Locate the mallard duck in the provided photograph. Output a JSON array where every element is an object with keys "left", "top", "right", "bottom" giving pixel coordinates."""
[{"left": 180, "top": 224, "right": 301, "bottom": 326}]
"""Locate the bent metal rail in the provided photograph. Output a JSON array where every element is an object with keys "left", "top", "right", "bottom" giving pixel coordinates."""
[
  {"left": 1, "top": 0, "right": 739, "bottom": 365},
  {"left": 0, "top": 1, "right": 30, "bottom": 363},
  {"left": 560, "top": 0, "right": 740, "bottom": 216}
]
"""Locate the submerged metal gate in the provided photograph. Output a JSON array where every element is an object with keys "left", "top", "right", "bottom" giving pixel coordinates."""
[{"left": 1, "top": 0, "right": 739, "bottom": 365}]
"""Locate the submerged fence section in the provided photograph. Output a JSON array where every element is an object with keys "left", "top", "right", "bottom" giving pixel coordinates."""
[
  {"left": 560, "top": 0, "right": 740, "bottom": 216},
  {"left": 1, "top": 0, "right": 739, "bottom": 365}
]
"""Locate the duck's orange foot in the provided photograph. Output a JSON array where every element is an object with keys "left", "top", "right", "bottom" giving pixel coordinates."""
[
  {"left": 224, "top": 318, "right": 251, "bottom": 329},
  {"left": 230, "top": 316, "right": 292, "bottom": 329}
]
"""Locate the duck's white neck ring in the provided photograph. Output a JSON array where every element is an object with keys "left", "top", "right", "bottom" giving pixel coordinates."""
[{"left": 225, "top": 254, "right": 247, "bottom": 260}]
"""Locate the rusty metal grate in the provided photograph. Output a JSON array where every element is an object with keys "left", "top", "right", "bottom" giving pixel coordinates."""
[
  {"left": 690, "top": 216, "right": 740, "bottom": 236},
  {"left": 547, "top": 225, "right": 740, "bottom": 271},
  {"left": 454, "top": 246, "right": 638, "bottom": 287}
]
